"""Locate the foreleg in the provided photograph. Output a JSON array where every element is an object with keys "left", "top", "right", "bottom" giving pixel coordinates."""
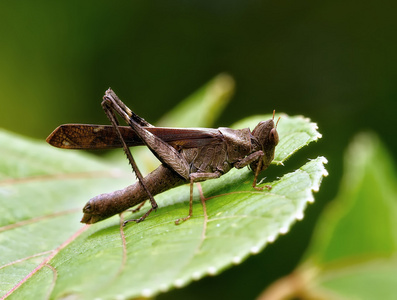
[{"left": 234, "top": 150, "right": 271, "bottom": 190}]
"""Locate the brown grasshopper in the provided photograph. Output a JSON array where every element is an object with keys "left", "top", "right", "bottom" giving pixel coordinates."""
[{"left": 46, "top": 89, "right": 279, "bottom": 225}]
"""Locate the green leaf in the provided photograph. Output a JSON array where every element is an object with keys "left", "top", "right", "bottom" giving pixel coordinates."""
[
  {"left": 259, "top": 133, "right": 397, "bottom": 300},
  {"left": 0, "top": 130, "right": 133, "bottom": 298},
  {"left": 316, "top": 258, "right": 397, "bottom": 300},
  {"left": 305, "top": 133, "right": 397, "bottom": 299},
  {"left": 306, "top": 133, "right": 397, "bottom": 264},
  {"left": 0, "top": 77, "right": 325, "bottom": 299},
  {"left": 0, "top": 115, "right": 325, "bottom": 299}
]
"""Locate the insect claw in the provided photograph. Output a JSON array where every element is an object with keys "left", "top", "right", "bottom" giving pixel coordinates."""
[
  {"left": 253, "top": 185, "right": 272, "bottom": 191},
  {"left": 175, "top": 215, "right": 190, "bottom": 225},
  {"left": 123, "top": 216, "right": 144, "bottom": 226},
  {"left": 253, "top": 186, "right": 265, "bottom": 191}
]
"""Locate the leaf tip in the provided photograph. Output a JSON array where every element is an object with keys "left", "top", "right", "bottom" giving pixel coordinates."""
[
  {"left": 207, "top": 266, "right": 217, "bottom": 275},
  {"left": 307, "top": 195, "right": 315, "bottom": 203},
  {"left": 159, "top": 283, "right": 170, "bottom": 292},
  {"left": 141, "top": 288, "right": 154, "bottom": 298},
  {"left": 174, "top": 279, "right": 185, "bottom": 288},
  {"left": 267, "top": 235, "right": 277, "bottom": 243},
  {"left": 250, "top": 245, "right": 261, "bottom": 254},
  {"left": 280, "top": 225, "right": 290, "bottom": 234},
  {"left": 192, "top": 271, "right": 202, "bottom": 280},
  {"left": 305, "top": 117, "right": 322, "bottom": 142},
  {"left": 232, "top": 256, "right": 242, "bottom": 265},
  {"left": 310, "top": 157, "right": 329, "bottom": 192},
  {"left": 295, "top": 211, "right": 304, "bottom": 220}
]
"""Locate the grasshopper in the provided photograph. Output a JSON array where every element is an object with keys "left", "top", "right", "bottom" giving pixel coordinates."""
[{"left": 46, "top": 89, "right": 279, "bottom": 225}]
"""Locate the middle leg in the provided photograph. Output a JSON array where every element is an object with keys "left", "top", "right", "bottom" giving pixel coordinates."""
[{"left": 175, "top": 171, "right": 221, "bottom": 225}]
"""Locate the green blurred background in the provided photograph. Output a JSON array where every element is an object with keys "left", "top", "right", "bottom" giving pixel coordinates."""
[{"left": 1, "top": 1, "right": 396, "bottom": 299}]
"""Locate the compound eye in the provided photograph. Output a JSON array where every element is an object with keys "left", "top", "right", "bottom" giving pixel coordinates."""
[{"left": 269, "top": 128, "right": 279, "bottom": 146}]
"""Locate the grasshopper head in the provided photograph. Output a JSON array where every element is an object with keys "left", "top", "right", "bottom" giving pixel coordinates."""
[{"left": 250, "top": 111, "right": 279, "bottom": 172}]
